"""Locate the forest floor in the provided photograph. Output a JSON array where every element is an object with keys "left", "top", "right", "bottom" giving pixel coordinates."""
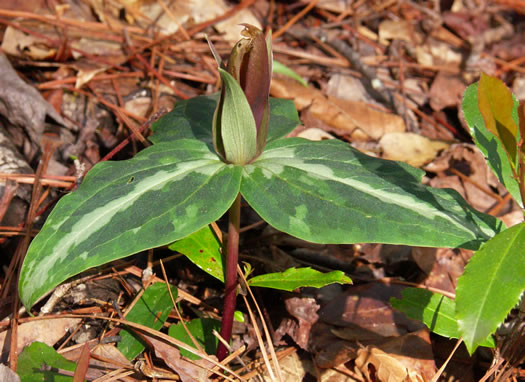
[{"left": 0, "top": 0, "right": 524, "bottom": 381}]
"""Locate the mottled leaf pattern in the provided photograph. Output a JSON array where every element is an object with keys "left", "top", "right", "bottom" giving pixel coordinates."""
[
  {"left": 19, "top": 140, "right": 241, "bottom": 308},
  {"left": 150, "top": 95, "right": 299, "bottom": 145},
  {"left": 241, "top": 138, "right": 503, "bottom": 249}
]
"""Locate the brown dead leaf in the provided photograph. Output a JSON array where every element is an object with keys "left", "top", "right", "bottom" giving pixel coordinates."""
[
  {"left": 1, "top": 26, "right": 56, "bottom": 60},
  {"left": 271, "top": 77, "right": 405, "bottom": 141},
  {"left": 411, "top": 247, "right": 469, "bottom": 295},
  {"left": 380, "top": 132, "right": 449, "bottom": 167},
  {"left": 0, "top": 318, "right": 81, "bottom": 362},
  {"left": 378, "top": 20, "right": 422, "bottom": 45},
  {"left": 297, "top": 127, "right": 335, "bottom": 141},
  {"left": 283, "top": 296, "right": 320, "bottom": 349},
  {"left": 415, "top": 38, "right": 462, "bottom": 70},
  {"left": 61, "top": 342, "right": 133, "bottom": 380},
  {"left": 318, "top": 283, "right": 425, "bottom": 338},
  {"left": 141, "top": 332, "right": 213, "bottom": 382},
  {"left": 429, "top": 72, "right": 466, "bottom": 111},
  {"left": 425, "top": 144, "right": 501, "bottom": 212},
  {"left": 355, "top": 330, "right": 435, "bottom": 382}
]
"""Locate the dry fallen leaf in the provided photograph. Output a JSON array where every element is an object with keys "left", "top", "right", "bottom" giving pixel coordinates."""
[
  {"left": 429, "top": 72, "right": 466, "bottom": 111},
  {"left": 141, "top": 332, "right": 213, "bottom": 382},
  {"left": 380, "top": 132, "right": 449, "bottom": 167},
  {"left": 271, "top": 77, "right": 405, "bottom": 141},
  {"left": 355, "top": 330, "right": 436, "bottom": 382},
  {"left": 0, "top": 318, "right": 81, "bottom": 361},
  {"left": 297, "top": 128, "right": 335, "bottom": 141}
]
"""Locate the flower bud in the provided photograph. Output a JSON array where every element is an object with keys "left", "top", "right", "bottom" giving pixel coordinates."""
[{"left": 211, "top": 24, "right": 272, "bottom": 164}]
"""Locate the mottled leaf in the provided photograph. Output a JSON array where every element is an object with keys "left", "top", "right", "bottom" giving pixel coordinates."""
[
  {"left": 456, "top": 222, "right": 525, "bottom": 354},
  {"left": 463, "top": 83, "right": 522, "bottom": 206},
  {"left": 118, "top": 283, "right": 178, "bottom": 360},
  {"left": 150, "top": 95, "right": 299, "bottom": 145},
  {"left": 169, "top": 225, "right": 224, "bottom": 282},
  {"left": 19, "top": 139, "right": 241, "bottom": 309},
  {"left": 248, "top": 267, "right": 351, "bottom": 291},
  {"left": 391, "top": 288, "right": 494, "bottom": 347},
  {"left": 477, "top": 73, "right": 519, "bottom": 167},
  {"left": 18, "top": 342, "right": 76, "bottom": 381},
  {"left": 241, "top": 138, "right": 503, "bottom": 249},
  {"left": 168, "top": 318, "right": 221, "bottom": 360}
]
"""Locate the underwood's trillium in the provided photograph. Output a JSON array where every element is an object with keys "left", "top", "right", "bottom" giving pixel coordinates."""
[{"left": 210, "top": 24, "right": 272, "bottom": 165}]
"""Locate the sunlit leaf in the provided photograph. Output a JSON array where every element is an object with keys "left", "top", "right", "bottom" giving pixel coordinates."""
[
  {"left": 463, "top": 83, "right": 522, "bottom": 206},
  {"left": 169, "top": 225, "right": 224, "bottom": 282},
  {"left": 456, "top": 222, "right": 525, "bottom": 354},
  {"left": 391, "top": 288, "right": 494, "bottom": 347},
  {"left": 273, "top": 60, "right": 307, "bottom": 86},
  {"left": 247, "top": 267, "right": 351, "bottom": 291},
  {"left": 477, "top": 73, "right": 519, "bottom": 167}
]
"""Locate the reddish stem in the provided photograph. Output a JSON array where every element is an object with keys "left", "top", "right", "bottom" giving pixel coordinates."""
[{"left": 217, "top": 193, "right": 241, "bottom": 361}]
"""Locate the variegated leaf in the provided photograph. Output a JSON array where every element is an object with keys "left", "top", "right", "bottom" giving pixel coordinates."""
[
  {"left": 19, "top": 140, "right": 241, "bottom": 309},
  {"left": 149, "top": 95, "right": 299, "bottom": 145},
  {"left": 241, "top": 138, "right": 503, "bottom": 249}
]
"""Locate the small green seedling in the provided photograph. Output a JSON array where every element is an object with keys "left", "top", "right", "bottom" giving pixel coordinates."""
[
  {"left": 19, "top": 26, "right": 503, "bottom": 360},
  {"left": 393, "top": 73, "right": 525, "bottom": 354}
]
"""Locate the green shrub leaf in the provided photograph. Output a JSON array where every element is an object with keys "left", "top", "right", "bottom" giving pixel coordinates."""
[
  {"left": 456, "top": 222, "right": 525, "bottom": 354},
  {"left": 247, "top": 267, "right": 351, "bottom": 291},
  {"left": 169, "top": 225, "right": 224, "bottom": 282},
  {"left": 18, "top": 342, "right": 77, "bottom": 381},
  {"left": 463, "top": 83, "right": 522, "bottom": 206},
  {"left": 273, "top": 60, "right": 307, "bottom": 86},
  {"left": 168, "top": 318, "right": 222, "bottom": 360},
  {"left": 390, "top": 288, "right": 495, "bottom": 347},
  {"left": 19, "top": 140, "right": 241, "bottom": 309},
  {"left": 241, "top": 138, "right": 503, "bottom": 248},
  {"left": 118, "top": 283, "right": 178, "bottom": 360}
]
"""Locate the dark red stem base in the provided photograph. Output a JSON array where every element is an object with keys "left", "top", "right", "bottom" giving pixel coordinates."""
[{"left": 216, "top": 193, "right": 241, "bottom": 361}]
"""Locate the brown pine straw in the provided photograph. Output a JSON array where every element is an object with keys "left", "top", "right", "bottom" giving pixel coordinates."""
[{"left": 272, "top": 0, "right": 320, "bottom": 40}]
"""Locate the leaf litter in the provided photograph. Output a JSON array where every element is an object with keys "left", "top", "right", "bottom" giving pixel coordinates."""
[{"left": 0, "top": 0, "right": 524, "bottom": 381}]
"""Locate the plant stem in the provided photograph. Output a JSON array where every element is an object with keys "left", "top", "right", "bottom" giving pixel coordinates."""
[{"left": 217, "top": 193, "right": 241, "bottom": 361}]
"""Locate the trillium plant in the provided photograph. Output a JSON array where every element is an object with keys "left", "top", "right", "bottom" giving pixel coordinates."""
[{"left": 20, "top": 26, "right": 507, "bottom": 360}]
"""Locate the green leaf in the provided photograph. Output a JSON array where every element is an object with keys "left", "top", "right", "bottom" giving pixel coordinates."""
[
  {"left": 18, "top": 342, "right": 76, "bottom": 381},
  {"left": 169, "top": 225, "right": 224, "bottom": 282},
  {"left": 478, "top": 73, "right": 519, "bottom": 167},
  {"left": 248, "top": 267, "right": 352, "bottom": 291},
  {"left": 118, "top": 282, "right": 177, "bottom": 360},
  {"left": 150, "top": 95, "right": 299, "bottom": 145},
  {"left": 390, "top": 288, "right": 494, "bottom": 347},
  {"left": 266, "top": 97, "right": 301, "bottom": 142},
  {"left": 213, "top": 68, "right": 257, "bottom": 164},
  {"left": 463, "top": 83, "right": 522, "bottom": 206},
  {"left": 241, "top": 138, "right": 503, "bottom": 249},
  {"left": 273, "top": 60, "right": 307, "bottom": 86},
  {"left": 168, "top": 318, "right": 222, "bottom": 360},
  {"left": 19, "top": 139, "right": 241, "bottom": 309},
  {"left": 456, "top": 222, "right": 525, "bottom": 354}
]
